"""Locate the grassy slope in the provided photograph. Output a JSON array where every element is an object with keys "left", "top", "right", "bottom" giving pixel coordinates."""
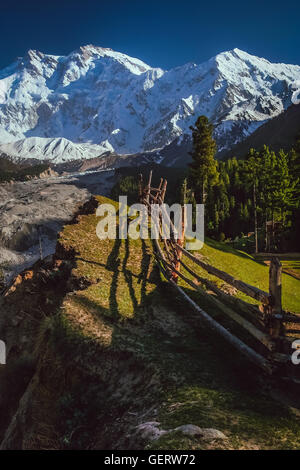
[
  {"left": 254, "top": 253, "right": 300, "bottom": 281},
  {"left": 278, "top": 259, "right": 300, "bottom": 281},
  {"left": 59, "top": 196, "right": 159, "bottom": 325},
  {"left": 52, "top": 196, "right": 300, "bottom": 450},
  {"left": 180, "top": 238, "right": 300, "bottom": 314}
]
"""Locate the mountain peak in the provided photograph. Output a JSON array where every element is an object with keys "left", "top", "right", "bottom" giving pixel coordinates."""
[
  {"left": 214, "top": 47, "right": 257, "bottom": 62},
  {"left": 75, "top": 44, "right": 114, "bottom": 56},
  {"left": 69, "top": 44, "right": 152, "bottom": 74},
  {"left": 0, "top": 45, "right": 299, "bottom": 163},
  {"left": 25, "top": 49, "right": 45, "bottom": 61},
  {"left": 231, "top": 47, "right": 252, "bottom": 56},
  {"left": 210, "top": 47, "right": 295, "bottom": 83}
]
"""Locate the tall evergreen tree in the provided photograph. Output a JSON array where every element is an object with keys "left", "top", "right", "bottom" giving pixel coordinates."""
[
  {"left": 260, "top": 147, "right": 295, "bottom": 222},
  {"left": 289, "top": 132, "right": 300, "bottom": 204},
  {"left": 245, "top": 149, "right": 261, "bottom": 253},
  {"left": 189, "top": 116, "right": 219, "bottom": 204}
]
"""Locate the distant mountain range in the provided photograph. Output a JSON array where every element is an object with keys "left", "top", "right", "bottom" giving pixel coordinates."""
[{"left": 0, "top": 45, "right": 299, "bottom": 164}]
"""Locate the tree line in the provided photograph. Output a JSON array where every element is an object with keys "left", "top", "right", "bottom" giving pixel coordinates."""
[
  {"left": 110, "top": 115, "right": 299, "bottom": 253},
  {"left": 187, "top": 116, "right": 300, "bottom": 252}
]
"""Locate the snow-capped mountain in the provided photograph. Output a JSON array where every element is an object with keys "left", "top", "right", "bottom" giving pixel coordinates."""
[{"left": 0, "top": 45, "right": 299, "bottom": 163}]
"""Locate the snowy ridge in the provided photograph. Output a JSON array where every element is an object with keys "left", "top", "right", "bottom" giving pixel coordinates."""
[
  {"left": 0, "top": 45, "right": 299, "bottom": 163},
  {"left": 0, "top": 137, "right": 108, "bottom": 162}
]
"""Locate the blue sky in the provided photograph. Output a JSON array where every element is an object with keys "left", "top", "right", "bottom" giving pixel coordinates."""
[{"left": 0, "top": 0, "right": 299, "bottom": 70}]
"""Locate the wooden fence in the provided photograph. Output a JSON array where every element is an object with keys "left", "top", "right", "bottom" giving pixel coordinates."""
[{"left": 139, "top": 171, "right": 300, "bottom": 380}]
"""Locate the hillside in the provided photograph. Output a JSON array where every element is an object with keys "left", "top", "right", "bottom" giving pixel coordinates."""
[
  {"left": 0, "top": 46, "right": 299, "bottom": 163},
  {"left": 0, "top": 153, "right": 52, "bottom": 182},
  {"left": 223, "top": 104, "right": 300, "bottom": 159},
  {"left": 1, "top": 195, "right": 300, "bottom": 450}
]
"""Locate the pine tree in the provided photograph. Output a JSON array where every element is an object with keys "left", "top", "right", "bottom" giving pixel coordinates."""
[
  {"left": 189, "top": 116, "right": 219, "bottom": 204},
  {"left": 245, "top": 148, "right": 261, "bottom": 253},
  {"left": 180, "top": 178, "right": 188, "bottom": 205},
  {"left": 289, "top": 134, "right": 300, "bottom": 205},
  {"left": 260, "top": 147, "right": 296, "bottom": 222},
  {"left": 274, "top": 150, "right": 297, "bottom": 219},
  {"left": 289, "top": 135, "right": 300, "bottom": 248}
]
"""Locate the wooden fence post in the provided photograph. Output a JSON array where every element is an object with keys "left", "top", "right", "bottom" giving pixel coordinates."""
[
  {"left": 160, "top": 180, "right": 167, "bottom": 203},
  {"left": 145, "top": 171, "right": 152, "bottom": 204},
  {"left": 172, "top": 205, "right": 186, "bottom": 283},
  {"left": 153, "top": 178, "right": 163, "bottom": 203},
  {"left": 268, "top": 257, "right": 283, "bottom": 339}
]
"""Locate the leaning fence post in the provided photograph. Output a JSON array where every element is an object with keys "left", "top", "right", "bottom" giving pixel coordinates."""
[
  {"left": 145, "top": 170, "right": 152, "bottom": 204},
  {"left": 160, "top": 180, "right": 167, "bottom": 203},
  {"left": 268, "top": 257, "right": 283, "bottom": 339}
]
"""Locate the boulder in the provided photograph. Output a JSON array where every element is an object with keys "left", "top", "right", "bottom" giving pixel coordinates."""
[
  {"left": 175, "top": 424, "right": 227, "bottom": 440},
  {"left": 135, "top": 421, "right": 167, "bottom": 441}
]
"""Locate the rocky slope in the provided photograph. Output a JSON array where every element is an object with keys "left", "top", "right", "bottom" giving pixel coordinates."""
[
  {"left": 0, "top": 45, "right": 299, "bottom": 163},
  {"left": 0, "top": 169, "right": 114, "bottom": 286},
  {"left": 222, "top": 103, "right": 300, "bottom": 159}
]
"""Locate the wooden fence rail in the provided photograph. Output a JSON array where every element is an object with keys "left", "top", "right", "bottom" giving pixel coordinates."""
[
  {"left": 174, "top": 242, "right": 271, "bottom": 304},
  {"left": 138, "top": 172, "right": 299, "bottom": 379}
]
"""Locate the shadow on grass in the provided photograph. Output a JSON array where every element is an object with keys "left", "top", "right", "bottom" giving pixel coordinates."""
[
  {"left": 205, "top": 238, "right": 271, "bottom": 270},
  {"left": 204, "top": 238, "right": 253, "bottom": 261},
  {"left": 75, "top": 237, "right": 158, "bottom": 321}
]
